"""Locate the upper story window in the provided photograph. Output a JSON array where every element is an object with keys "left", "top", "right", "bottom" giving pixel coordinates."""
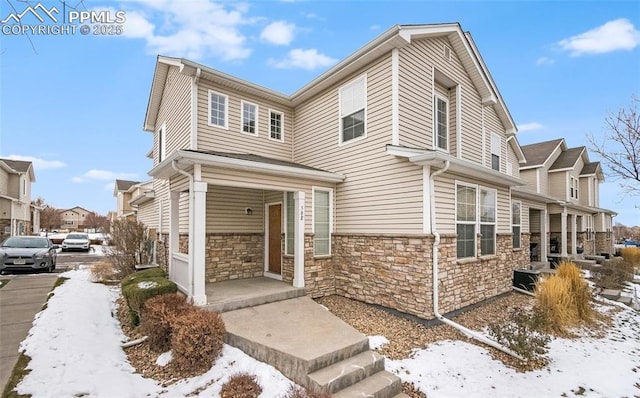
[
  {"left": 241, "top": 101, "right": 258, "bottom": 135},
  {"left": 22, "top": 177, "right": 26, "bottom": 196},
  {"left": 269, "top": 110, "right": 284, "bottom": 142},
  {"left": 434, "top": 95, "right": 448, "bottom": 151},
  {"left": 209, "top": 90, "right": 228, "bottom": 129},
  {"left": 570, "top": 176, "right": 578, "bottom": 200},
  {"left": 339, "top": 76, "right": 366, "bottom": 144},
  {"left": 491, "top": 133, "right": 501, "bottom": 171},
  {"left": 158, "top": 123, "right": 166, "bottom": 163}
]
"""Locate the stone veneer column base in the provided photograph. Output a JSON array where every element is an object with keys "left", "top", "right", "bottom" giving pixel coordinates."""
[{"left": 204, "top": 233, "right": 264, "bottom": 283}]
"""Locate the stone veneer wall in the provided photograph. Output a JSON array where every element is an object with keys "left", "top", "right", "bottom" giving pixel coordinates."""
[
  {"left": 513, "top": 233, "right": 530, "bottom": 269},
  {"left": 595, "top": 232, "right": 613, "bottom": 255},
  {"left": 282, "top": 234, "right": 336, "bottom": 298},
  {"left": 204, "top": 233, "right": 264, "bottom": 283}
]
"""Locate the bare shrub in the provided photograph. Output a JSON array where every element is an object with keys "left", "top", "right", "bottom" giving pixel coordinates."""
[
  {"left": 89, "top": 260, "right": 119, "bottom": 283},
  {"left": 220, "top": 373, "right": 262, "bottom": 398},
  {"left": 107, "top": 219, "right": 154, "bottom": 278},
  {"left": 140, "top": 293, "right": 189, "bottom": 353},
  {"left": 171, "top": 308, "right": 226, "bottom": 373},
  {"left": 488, "top": 310, "right": 550, "bottom": 362},
  {"left": 281, "top": 385, "right": 332, "bottom": 398},
  {"left": 590, "top": 258, "right": 635, "bottom": 289}
]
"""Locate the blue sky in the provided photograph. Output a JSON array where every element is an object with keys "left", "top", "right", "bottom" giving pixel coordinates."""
[{"left": 0, "top": 0, "right": 639, "bottom": 226}]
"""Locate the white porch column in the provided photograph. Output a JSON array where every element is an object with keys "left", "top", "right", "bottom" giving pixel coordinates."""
[
  {"left": 561, "top": 208, "right": 568, "bottom": 257},
  {"left": 571, "top": 214, "right": 577, "bottom": 256},
  {"left": 293, "top": 191, "right": 305, "bottom": 288},
  {"left": 540, "top": 208, "right": 548, "bottom": 263},
  {"left": 191, "top": 181, "right": 208, "bottom": 305},
  {"left": 169, "top": 191, "right": 180, "bottom": 277}
]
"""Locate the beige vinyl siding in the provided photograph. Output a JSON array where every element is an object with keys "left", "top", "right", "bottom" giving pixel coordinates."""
[
  {"left": 548, "top": 172, "right": 566, "bottom": 199},
  {"left": 206, "top": 186, "right": 265, "bottom": 233},
  {"left": 506, "top": 144, "right": 520, "bottom": 178},
  {"left": 264, "top": 191, "right": 283, "bottom": 204},
  {"left": 154, "top": 67, "right": 192, "bottom": 166},
  {"left": 0, "top": 170, "right": 8, "bottom": 196},
  {"left": 579, "top": 177, "right": 589, "bottom": 206},
  {"left": 294, "top": 54, "right": 424, "bottom": 234},
  {"left": 538, "top": 168, "right": 549, "bottom": 195},
  {"left": 484, "top": 106, "right": 506, "bottom": 171},
  {"left": 433, "top": 173, "right": 510, "bottom": 234},
  {"left": 200, "top": 166, "right": 335, "bottom": 233},
  {"left": 398, "top": 38, "right": 486, "bottom": 165},
  {"left": 137, "top": 201, "right": 157, "bottom": 229},
  {"left": 7, "top": 175, "right": 19, "bottom": 198},
  {"left": 154, "top": 179, "right": 170, "bottom": 234},
  {"left": 197, "top": 80, "right": 293, "bottom": 161}
]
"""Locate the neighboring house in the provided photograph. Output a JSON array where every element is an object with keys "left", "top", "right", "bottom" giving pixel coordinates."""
[
  {"left": 113, "top": 179, "right": 156, "bottom": 229},
  {"left": 140, "top": 23, "right": 615, "bottom": 321},
  {"left": 515, "top": 139, "right": 615, "bottom": 259},
  {"left": 58, "top": 206, "right": 92, "bottom": 231},
  {"left": 113, "top": 179, "right": 140, "bottom": 220},
  {"left": 0, "top": 158, "right": 37, "bottom": 241}
]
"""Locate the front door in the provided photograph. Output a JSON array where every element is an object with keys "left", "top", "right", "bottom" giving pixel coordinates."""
[{"left": 267, "top": 204, "right": 282, "bottom": 274}]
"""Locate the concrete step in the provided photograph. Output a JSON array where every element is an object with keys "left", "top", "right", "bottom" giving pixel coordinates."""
[
  {"left": 204, "top": 280, "right": 305, "bottom": 313},
  {"left": 584, "top": 255, "right": 606, "bottom": 264},
  {"left": 333, "top": 370, "right": 402, "bottom": 398},
  {"left": 393, "top": 394, "right": 411, "bottom": 398},
  {"left": 221, "top": 297, "right": 370, "bottom": 386},
  {"left": 573, "top": 259, "right": 597, "bottom": 268},
  {"left": 601, "top": 289, "right": 621, "bottom": 300},
  {"left": 307, "top": 350, "right": 385, "bottom": 393}
]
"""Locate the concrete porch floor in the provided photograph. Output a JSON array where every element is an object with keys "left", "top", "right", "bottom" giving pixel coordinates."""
[{"left": 203, "top": 277, "right": 305, "bottom": 313}]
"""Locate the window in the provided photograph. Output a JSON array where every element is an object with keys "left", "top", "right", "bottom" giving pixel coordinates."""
[
  {"left": 313, "top": 188, "right": 331, "bottom": 256},
  {"left": 434, "top": 95, "right": 448, "bottom": 150},
  {"left": 270, "top": 110, "right": 283, "bottom": 141},
  {"left": 491, "top": 133, "right": 501, "bottom": 171},
  {"left": 339, "top": 76, "right": 366, "bottom": 143},
  {"left": 480, "top": 189, "right": 496, "bottom": 255},
  {"left": 22, "top": 178, "right": 26, "bottom": 195},
  {"left": 241, "top": 101, "right": 258, "bottom": 135},
  {"left": 285, "top": 192, "right": 294, "bottom": 255},
  {"left": 585, "top": 215, "right": 594, "bottom": 241},
  {"left": 158, "top": 124, "right": 166, "bottom": 162},
  {"left": 512, "top": 201, "right": 521, "bottom": 249},
  {"left": 208, "top": 91, "right": 228, "bottom": 128},
  {"left": 570, "top": 176, "right": 578, "bottom": 200},
  {"left": 456, "top": 184, "right": 476, "bottom": 258}
]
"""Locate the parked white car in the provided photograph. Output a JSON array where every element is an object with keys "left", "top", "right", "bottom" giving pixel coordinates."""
[{"left": 61, "top": 233, "right": 91, "bottom": 252}]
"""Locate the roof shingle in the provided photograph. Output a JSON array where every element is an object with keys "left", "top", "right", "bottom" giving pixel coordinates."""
[{"left": 520, "top": 139, "right": 564, "bottom": 167}]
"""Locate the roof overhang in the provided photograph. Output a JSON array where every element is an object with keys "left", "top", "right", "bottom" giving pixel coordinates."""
[
  {"left": 129, "top": 190, "right": 155, "bottom": 206},
  {"left": 386, "top": 145, "right": 525, "bottom": 187},
  {"left": 0, "top": 194, "right": 18, "bottom": 202},
  {"left": 149, "top": 150, "right": 346, "bottom": 183},
  {"left": 506, "top": 135, "right": 526, "bottom": 164},
  {"left": 511, "top": 187, "right": 562, "bottom": 204}
]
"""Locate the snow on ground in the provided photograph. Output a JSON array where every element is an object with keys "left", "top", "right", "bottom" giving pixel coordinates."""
[
  {"left": 387, "top": 305, "right": 640, "bottom": 398},
  {"left": 16, "top": 269, "right": 294, "bottom": 398},
  {"left": 13, "top": 268, "right": 640, "bottom": 398},
  {"left": 368, "top": 335, "right": 389, "bottom": 350}
]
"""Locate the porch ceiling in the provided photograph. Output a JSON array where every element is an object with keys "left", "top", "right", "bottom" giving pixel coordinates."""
[{"left": 149, "top": 149, "right": 345, "bottom": 183}]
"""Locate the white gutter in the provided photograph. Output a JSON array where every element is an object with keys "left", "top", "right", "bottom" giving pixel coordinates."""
[
  {"left": 429, "top": 160, "right": 524, "bottom": 360},
  {"left": 171, "top": 160, "right": 196, "bottom": 302}
]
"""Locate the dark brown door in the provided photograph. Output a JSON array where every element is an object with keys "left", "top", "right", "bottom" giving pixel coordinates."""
[{"left": 268, "top": 204, "right": 282, "bottom": 274}]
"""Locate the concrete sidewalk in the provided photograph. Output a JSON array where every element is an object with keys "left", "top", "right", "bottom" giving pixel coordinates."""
[{"left": 0, "top": 274, "right": 59, "bottom": 392}]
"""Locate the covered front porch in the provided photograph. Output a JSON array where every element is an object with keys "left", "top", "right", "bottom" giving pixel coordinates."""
[{"left": 150, "top": 150, "right": 344, "bottom": 305}]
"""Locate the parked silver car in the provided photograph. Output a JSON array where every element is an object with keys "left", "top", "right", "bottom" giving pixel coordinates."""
[
  {"left": 0, "top": 236, "right": 58, "bottom": 273},
  {"left": 61, "top": 233, "right": 91, "bottom": 252}
]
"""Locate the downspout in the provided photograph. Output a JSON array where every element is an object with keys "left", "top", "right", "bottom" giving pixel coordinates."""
[
  {"left": 429, "top": 160, "right": 524, "bottom": 360},
  {"left": 171, "top": 160, "right": 195, "bottom": 300}
]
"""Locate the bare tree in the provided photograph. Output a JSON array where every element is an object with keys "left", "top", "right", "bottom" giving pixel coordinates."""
[
  {"left": 588, "top": 97, "right": 640, "bottom": 196},
  {"left": 84, "top": 212, "right": 110, "bottom": 232},
  {"left": 31, "top": 198, "right": 62, "bottom": 232}
]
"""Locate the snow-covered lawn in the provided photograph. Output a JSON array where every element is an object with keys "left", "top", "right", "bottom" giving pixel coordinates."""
[{"left": 12, "top": 268, "right": 640, "bottom": 398}]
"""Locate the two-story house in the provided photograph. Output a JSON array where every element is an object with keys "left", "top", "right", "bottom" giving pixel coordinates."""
[
  {"left": 113, "top": 179, "right": 157, "bottom": 229},
  {"left": 0, "top": 158, "right": 37, "bottom": 241},
  {"left": 58, "top": 206, "right": 92, "bottom": 231},
  {"left": 140, "top": 23, "right": 614, "bottom": 322},
  {"left": 515, "top": 139, "right": 615, "bottom": 260}
]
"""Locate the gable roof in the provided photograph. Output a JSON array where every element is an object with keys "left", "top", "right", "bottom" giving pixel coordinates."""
[
  {"left": 144, "top": 23, "right": 516, "bottom": 135},
  {"left": 0, "top": 158, "right": 36, "bottom": 181},
  {"left": 549, "top": 146, "right": 586, "bottom": 171},
  {"left": 59, "top": 206, "right": 92, "bottom": 215},
  {"left": 520, "top": 139, "right": 565, "bottom": 169},
  {"left": 114, "top": 179, "right": 139, "bottom": 192},
  {"left": 580, "top": 162, "right": 604, "bottom": 181}
]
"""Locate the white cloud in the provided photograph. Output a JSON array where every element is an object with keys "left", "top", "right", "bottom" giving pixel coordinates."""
[
  {"left": 115, "top": 0, "right": 253, "bottom": 61},
  {"left": 72, "top": 169, "right": 138, "bottom": 183},
  {"left": 557, "top": 18, "right": 640, "bottom": 56},
  {"left": 260, "top": 21, "right": 295, "bottom": 45},
  {"left": 269, "top": 48, "right": 337, "bottom": 70},
  {"left": 5, "top": 155, "right": 66, "bottom": 170},
  {"left": 370, "top": 24, "right": 381, "bottom": 31},
  {"left": 536, "top": 56, "right": 555, "bottom": 66},
  {"left": 518, "top": 122, "right": 544, "bottom": 132}
]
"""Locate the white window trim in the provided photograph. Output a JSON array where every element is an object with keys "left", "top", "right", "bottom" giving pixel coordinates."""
[
  {"left": 338, "top": 74, "right": 368, "bottom": 146},
  {"left": 240, "top": 100, "right": 259, "bottom": 137},
  {"left": 512, "top": 200, "right": 522, "bottom": 249},
  {"left": 208, "top": 89, "right": 229, "bottom": 129},
  {"left": 158, "top": 123, "right": 166, "bottom": 163},
  {"left": 312, "top": 186, "right": 333, "bottom": 257},
  {"left": 268, "top": 109, "right": 285, "bottom": 143},
  {"left": 479, "top": 187, "right": 497, "bottom": 256},
  {"left": 455, "top": 181, "right": 477, "bottom": 258},
  {"left": 433, "top": 93, "right": 449, "bottom": 152}
]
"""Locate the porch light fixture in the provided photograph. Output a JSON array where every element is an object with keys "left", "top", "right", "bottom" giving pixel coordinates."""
[{"left": 245, "top": 207, "right": 253, "bottom": 215}]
